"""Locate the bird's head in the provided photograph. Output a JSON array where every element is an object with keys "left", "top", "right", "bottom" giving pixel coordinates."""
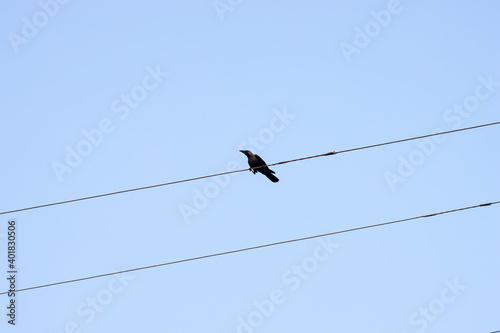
[{"left": 239, "top": 150, "right": 253, "bottom": 157}]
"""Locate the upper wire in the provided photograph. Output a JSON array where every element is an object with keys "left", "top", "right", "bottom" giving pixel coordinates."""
[{"left": 1, "top": 121, "right": 499, "bottom": 216}]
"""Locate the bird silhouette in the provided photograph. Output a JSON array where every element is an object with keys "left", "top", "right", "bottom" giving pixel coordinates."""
[{"left": 239, "top": 150, "right": 279, "bottom": 183}]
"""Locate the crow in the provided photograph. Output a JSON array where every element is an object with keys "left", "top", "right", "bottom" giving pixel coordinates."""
[{"left": 239, "top": 150, "right": 279, "bottom": 183}]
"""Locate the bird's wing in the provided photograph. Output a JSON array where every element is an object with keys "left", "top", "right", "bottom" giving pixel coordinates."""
[{"left": 253, "top": 154, "right": 267, "bottom": 167}]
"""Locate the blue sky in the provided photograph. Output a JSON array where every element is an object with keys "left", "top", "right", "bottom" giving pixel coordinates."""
[{"left": 1, "top": 1, "right": 499, "bottom": 332}]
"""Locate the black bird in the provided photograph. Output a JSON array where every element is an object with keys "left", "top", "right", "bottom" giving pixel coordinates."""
[{"left": 239, "top": 150, "right": 279, "bottom": 183}]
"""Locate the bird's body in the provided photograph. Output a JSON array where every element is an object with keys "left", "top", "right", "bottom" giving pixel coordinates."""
[{"left": 239, "top": 150, "right": 279, "bottom": 183}]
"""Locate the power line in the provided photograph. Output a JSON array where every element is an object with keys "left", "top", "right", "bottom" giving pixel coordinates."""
[
  {"left": 1, "top": 200, "right": 498, "bottom": 296},
  {"left": 1, "top": 121, "right": 499, "bottom": 216},
  {"left": 272, "top": 121, "right": 500, "bottom": 166}
]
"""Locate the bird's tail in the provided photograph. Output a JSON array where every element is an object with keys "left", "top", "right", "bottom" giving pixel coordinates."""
[{"left": 264, "top": 172, "right": 279, "bottom": 183}]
